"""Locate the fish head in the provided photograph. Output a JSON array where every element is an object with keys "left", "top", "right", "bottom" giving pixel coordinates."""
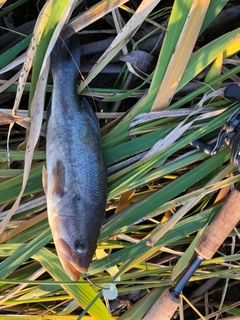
[
  {"left": 43, "top": 161, "right": 105, "bottom": 281},
  {"left": 48, "top": 194, "right": 99, "bottom": 281}
]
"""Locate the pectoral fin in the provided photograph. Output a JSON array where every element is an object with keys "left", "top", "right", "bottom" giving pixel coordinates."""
[
  {"left": 52, "top": 160, "right": 65, "bottom": 197},
  {"left": 42, "top": 165, "right": 48, "bottom": 195}
]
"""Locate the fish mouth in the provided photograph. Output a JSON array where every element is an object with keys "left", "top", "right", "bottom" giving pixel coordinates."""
[{"left": 55, "top": 238, "right": 88, "bottom": 281}]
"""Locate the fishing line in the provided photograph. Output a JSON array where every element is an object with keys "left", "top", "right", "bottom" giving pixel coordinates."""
[
  {"left": 83, "top": 274, "right": 110, "bottom": 290},
  {"left": 84, "top": 274, "right": 118, "bottom": 300}
]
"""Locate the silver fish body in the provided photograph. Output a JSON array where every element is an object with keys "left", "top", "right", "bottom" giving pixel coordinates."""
[{"left": 43, "top": 35, "right": 107, "bottom": 281}]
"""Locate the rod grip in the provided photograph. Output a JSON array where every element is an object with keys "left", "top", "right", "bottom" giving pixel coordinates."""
[
  {"left": 143, "top": 288, "right": 179, "bottom": 320},
  {"left": 195, "top": 188, "right": 240, "bottom": 260}
]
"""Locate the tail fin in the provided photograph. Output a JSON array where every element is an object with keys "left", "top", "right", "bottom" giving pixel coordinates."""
[{"left": 51, "top": 29, "right": 80, "bottom": 79}]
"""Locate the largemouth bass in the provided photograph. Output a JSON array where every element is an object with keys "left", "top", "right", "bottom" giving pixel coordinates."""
[{"left": 43, "top": 34, "right": 107, "bottom": 281}]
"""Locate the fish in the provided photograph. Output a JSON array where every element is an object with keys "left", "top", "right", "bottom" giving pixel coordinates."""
[{"left": 42, "top": 33, "right": 107, "bottom": 281}]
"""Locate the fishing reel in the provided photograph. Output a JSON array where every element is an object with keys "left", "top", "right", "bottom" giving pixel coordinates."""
[
  {"left": 215, "top": 108, "right": 240, "bottom": 169},
  {"left": 191, "top": 84, "right": 240, "bottom": 170}
]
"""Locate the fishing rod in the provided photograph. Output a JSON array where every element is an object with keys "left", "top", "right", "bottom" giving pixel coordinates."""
[{"left": 143, "top": 84, "right": 240, "bottom": 320}]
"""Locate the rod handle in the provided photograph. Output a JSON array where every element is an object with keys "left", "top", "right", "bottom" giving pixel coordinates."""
[
  {"left": 196, "top": 188, "right": 240, "bottom": 260},
  {"left": 143, "top": 288, "right": 179, "bottom": 320}
]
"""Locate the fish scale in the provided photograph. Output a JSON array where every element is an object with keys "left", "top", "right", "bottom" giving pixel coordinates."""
[{"left": 43, "top": 34, "right": 107, "bottom": 281}]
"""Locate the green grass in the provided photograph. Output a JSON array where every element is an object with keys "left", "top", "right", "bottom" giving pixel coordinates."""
[{"left": 1, "top": 0, "right": 240, "bottom": 319}]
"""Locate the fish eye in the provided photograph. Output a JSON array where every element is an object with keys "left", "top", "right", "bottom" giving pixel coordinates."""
[{"left": 75, "top": 240, "right": 87, "bottom": 253}]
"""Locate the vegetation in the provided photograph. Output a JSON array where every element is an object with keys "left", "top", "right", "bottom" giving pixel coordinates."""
[{"left": 0, "top": 0, "right": 240, "bottom": 319}]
